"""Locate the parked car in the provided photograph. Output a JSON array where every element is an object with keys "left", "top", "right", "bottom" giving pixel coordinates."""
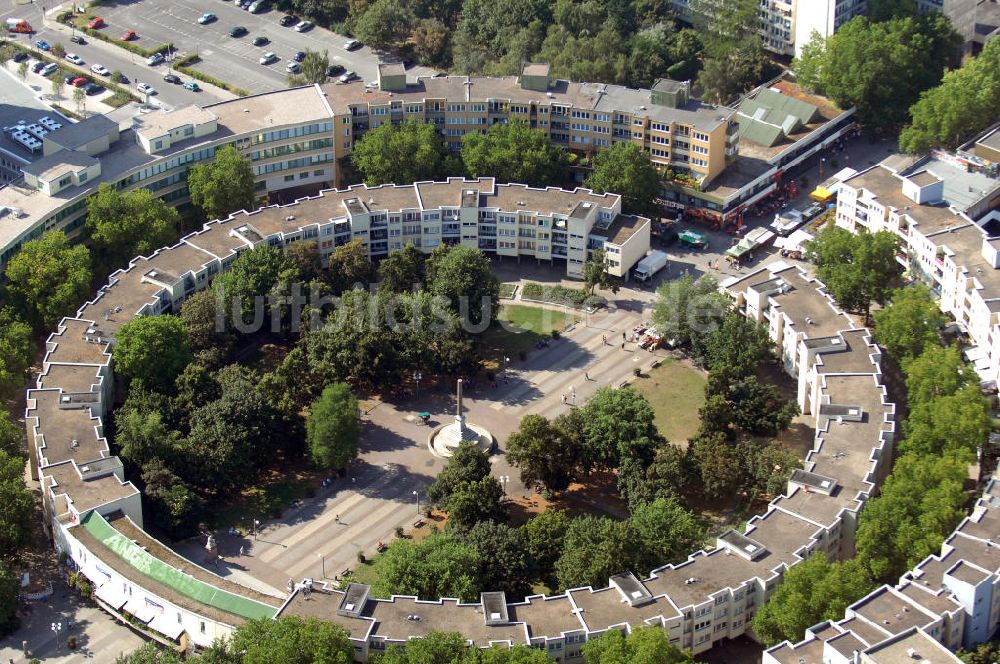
[
  {"left": 800, "top": 202, "right": 825, "bottom": 220},
  {"left": 326, "top": 64, "right": 345, "bottom": 77},
  {"left": 279, "top": 14, "right": 297, "bottom": 26},
  {"left": 183, "top": 81, "right": 200, "bottom": 91},
  {"left": 146, "top": 52, "right": 164, "bottom": 66},
  {"left": 83, "top": 82, "right": 104, "bottom": 95},
  {"left": 12, "top": 51, "right": 29, "bottom": 63},
  {"left": 252, "top": 35, "right": 269, "bottom": 46},
  {"left": 72, "top": 76, "right": 89, "bottom": 87},
  {"left": 342, "top": 39, "right": 360, "bottom": 51},
  {"left": 34, "top": 39, "right": 50, "bottom": 51},
  {"left": 259, "top": 51, "right": 277, "bottom": 65},
  {"left": 64, "top": 52, "right": 84, "bottom": 65},
  {"left": 286, "top": 61, "right": 300, "bottom": 73},
  {"left": 39, "top": 62, "right": 58, "bottom": 76},
  {"left": 115, "top": 73, "right": 130, "bottom": 84},
  {"left": 90, "top": 63, "right": 109, "bottom": 76},
  {"left": 198, "top": 12, "right": 216, "bottom": 24},
  {"left": 294, "top": 20, "right": 313, "bottom": 32},
  {"left": 293, "top": 50, "right": 305, "bottom": 62},
  {"left": 431, "top": 72, "right": 447, "bottom": 78},
  {"left": 120, "top": 29, "right": 137, "bottom": 41},
  {"left": 163, "top": 73, "right": 180, "bottom": 84},
  {"left": 240, "top": 0, "right": 252, "bottom": 8},
  {"left": 229, "top": 25, "right": 248, "bottom": 37},
  {"left": 31, "top": 61, "right": 46, "bottom": 73},
  {"left": 137, "top": 82, "right": 156, "bottom": 95},
  {"left": 339, "top": 71, "right": 358, "bottom": 83},
  {"left": 87, "top": 17, "right": 104, "bottom": 29},
  {"left": 248, "top": 0, "right": 267, "bottom": 12},
  {"left": 69, "top": 35, "right": 86, "bottom": 45}
]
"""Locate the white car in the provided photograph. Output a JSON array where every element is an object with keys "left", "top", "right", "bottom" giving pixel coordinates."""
[
  {"left": 285, "top": 61, "right": 300, "bottom": 73},
  {"left": 146, "top": 52, "right": 164, "bottom": 66},
  {"left": 259, "top": 51, "right": 277, "bottom": 65},
  {"left": 294, "top": 20, "right": 313, "bottom": 32},
  {"left": 342, "top": 39, "right": 359, "bottom": 51},
  {"left": 90, "top": 63, "right": 109, "bottom": 76},
  {"left": 137, "top": 82, "right": 157, "bottom": 95},
  {"left": 39, "top": 62, "right": 58, "bottom": 76},
  {"left": 65, "top": 53, "right": 84, "bottom": 65}
]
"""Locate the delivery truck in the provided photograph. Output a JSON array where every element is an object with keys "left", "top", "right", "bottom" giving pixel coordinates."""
[
  {"left": 632, "top": 250, "right": 668, "bottom": 282},
  {"left": 6, "top": 18, "right": 33, "bottom": 34}
]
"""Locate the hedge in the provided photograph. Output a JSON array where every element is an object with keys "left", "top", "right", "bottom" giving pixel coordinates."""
[
  {"left": 520, "top": 282, "right": 598, "bottom": 309},
  {"left": 57, "top": 11, "right": 172, "bottom": 59},
  {"left": 172, "top": 58, "right": 250, "bottom": 97}
]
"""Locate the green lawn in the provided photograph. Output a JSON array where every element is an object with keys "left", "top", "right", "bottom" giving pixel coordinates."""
[
  {"left": 480, "top": 304, "right": 580, "bottom": 362},
  {"left": 632, "top": 358, "right": 707, "bottom": 445}
]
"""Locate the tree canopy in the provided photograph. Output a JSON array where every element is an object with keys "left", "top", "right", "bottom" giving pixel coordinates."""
[
  {"left": 584, "top": 142, "right": 662, "bottom": 217},
  {"left": 0, "top": 448, "right": 34, "bottom": 559},
  {"left": 188, "top": 145, "right": 257, "bottom": 220},
  {"left": 871, "top": 284, "right": 945, "bottom": 362},
  {"left": 373, "top": 532, "right": 482, "bottom": 602},
  {"left": 86, "top": 183, "right": 179, "bottom": 271},
  {"left": 216, "top": 615, "right": 354, "bottom": 664},
  {"left": 378, "top": 243, "right": 427, "bottom": 293},
  {"left": 113, "top": 315, "right": 193, "bottom": 391},
  {"left": 506, "top": 413, "right": 585, "bottom": 492},
  {"left": 582, "top": 625, "right": 697, "bottom": 664},
  {"left": 427, "top": 440, "right": 492, "bottom": 505},
  {"left": 4, "top": 230, "right": 92, "bottom": 329},
  {"left": 653, "top": 274, "right": 728, "bottom": 359},
  {"left": 306, "top": 383, "right": 359, "bottom": 470},
  {"left": 352, "top": 120, "right": 460, "bottom": 186},
  {"left": 426, "top": 245, "right": 500, "bottom": 327},
  {"left": 0, "top": 307, "right": 34, "bottom": 401},
  {"left": 213, "top": 245, "right": 297, "bottom": 324},
  {"left": 807, "top": 226, "right": 901, "bottom": 320},
  {"left": 577, "top": 387, "right": 660, "bottom": 468},
  {"left": 461, "top": 120, "right": 569, "bottom": 187}
]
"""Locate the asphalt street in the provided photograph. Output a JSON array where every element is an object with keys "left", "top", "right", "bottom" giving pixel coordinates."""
[{"left": 91, "top": 0, "right": 439, "bottom": 94}]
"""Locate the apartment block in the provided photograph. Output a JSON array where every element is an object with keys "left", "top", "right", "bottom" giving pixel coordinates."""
[{"left": 834, "top": 153, "right": 1000, "bottom": 385}]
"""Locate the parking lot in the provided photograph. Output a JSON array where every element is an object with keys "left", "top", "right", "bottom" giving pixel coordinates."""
[{"left": 89, "top": 0, "right": 438, "bottom": 94}]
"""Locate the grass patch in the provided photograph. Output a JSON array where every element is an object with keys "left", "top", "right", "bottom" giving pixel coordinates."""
[
  {"left": 205, "top": 464, "right": 323, "bottom": 531},
  {"left": 480, "top": 304, "right": 579, "bottom": 363},
  {"left": 632, "top": 358, "right": 707, "bottom": 445},
  {"left": 499, "top": 283, "right": 517, "bottom": 299},
  {"left": 520, "top": 282, "right": 599, "bottom": 309}
]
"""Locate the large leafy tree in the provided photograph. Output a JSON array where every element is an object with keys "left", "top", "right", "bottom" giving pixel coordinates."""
[
  {"left": 903, "top": 344, "right": 970, "bottom": 407},
  {"left": 727, "top": 377, "right": 799, "bottom": 436},
  {"left": 85, "top": 184, "right": 179, "bottom": 271},
  {"left": 426, "top": 245, "right": 500, "bottom": 327},
  {"left": 583, "top": 625, "right": 697, "bottom": 664},
  {"left": 4, "top": 230, "right": 92, "bottom": 330},
  {"left": 213, "top": 245, "right": 297, "bottom": 324},
  {"left": 901, "top": 39, "right": 1000, "bottom": 153},
  {"left": 115, "top": 408, "right": 182, "bottom": 468},
  {"left": 351, "top": 0, "right": 415, "bottom": 51},
  {"left": 578, "top": 387, "right": 660, "bottom": 468},
  {"left": 702, "top": 312, "right": 771, "bottom": 378},
  {"left": 306, "top": 383, "right": 359, "bottom": 470},
  {"left": 856, "top": 452, "right": 968, "bottom": 580},
  {"left": 871, "top": 284, "right": 944, "bottom": 362},
  {"left": 555, "top": 515, "right": 643, "bottom": 590},
  {"left": 464, "top": 521, "right": 535, "bottom": 600},
  {"left": 442, "top": 476, "right": 507, "bottom": 532},
  {"left": 0, "top": 561, "right": 22, "bottom": 637},
  {"left": 0, "top": 307, "right": 34, "bottom": 401},
  {"left": 326, "top": 240, "right": 373, "bottom": 294},
  {"left": 691, "top": 0, "right": 765, "bottom": 104},
  {"left": 690, "top": 431, "right": 742, "bottom": 500},
  {"left": 373, "top": 532, "right": 482, "bottom": 601},
  {"left": 506, "top": 414, "right": 585, "bottom": 492},
  {"left": 352, "top": 120, "right": 459, "bottom": 186},
  {"left": 0, "top": 448, "right": 34, "bottom": 558},
  {"left": 141, "top": 458, "right": 204, "bottom": 539},
  {"left": 808, "top": 226, "right": 900, "bottom": 321},
  {"left": 752, "top": 555, "right": 875, "bottom": 646},
  {"left": 180, "top": 289, "right": 233, "bottom": 360},
  {"left": 652, "top": 274, "right": 728, "bottom": 357},
  {"left": 187, "top": 144, "right": 256, "bottom": 220},
  {"left": 375, "top": 631, "right": 553, "bottom": 663},
  {"left": 427, "top": 440, "right": 492, "bottom": 504},
  {"left": 291, "top": 49, "right": 330, "bottom": 85},
  {"left": 461, "top": 120, "right": 569, "bottom": 187},
  {"left": 113, "top": 315, "right": 193, "bottom": 391},
  {"left": 520, "top": 509, "right": 569, "bottom": 587},
  {"left": 582, "top": 249, "right": 617, "bottom": 296},
  {"left": 584, "top": 142, "right": 662, "bottom": 217},
  {"left": 629, "top": 498, "right": 703, "bottom": 572},
  {"left": 115, "top": 641, "right": 184, "bottom": 663},
  {"left": 901, "top": 384, "right": 990, "bottom": 461},
  {"left": 222, "top": 616, "right": 354, "bottom": 664},
  {"left": 0, "top": 411, "right": 24, "bottom": 458},
  {"left": 378, "top": 243, "right": 427, "bottom": 293},
  {"left": 617, "top": 444, "right": 690, "bottom": 509},
  {"left": 794, "top": 15, "right": 961, "bottom": 130}
]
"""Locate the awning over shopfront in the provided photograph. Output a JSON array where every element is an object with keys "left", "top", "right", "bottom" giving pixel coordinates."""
[{"left": 95, "top": 582, "right": 128, "bottom": 610}]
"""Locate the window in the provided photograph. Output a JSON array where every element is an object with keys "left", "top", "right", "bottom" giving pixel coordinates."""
[
  {"left": 154, "top": 140, "right": 163, "bottom": 150},
  {"left": 284, "top": 174, "right": 295, "bottom": 182},
  {"left": 693, "top": 131, "right": 709, "bottom": 141},
  {"left": 313, "top": 169, "right": 325, "bottom": 176},
  {"left": 299, "top": 172, "right": 309, "bottom": 179},
  {"left": 200, "top": 622, "right": 206, "bottom": 634}
]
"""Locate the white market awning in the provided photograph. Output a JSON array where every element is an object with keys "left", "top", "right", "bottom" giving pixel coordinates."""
[
  {"left": 149, "top": 612, "right": 185, "bottom": 640},
  {"left": 95, "top": 582, "right": 128, "bottom": 610}
]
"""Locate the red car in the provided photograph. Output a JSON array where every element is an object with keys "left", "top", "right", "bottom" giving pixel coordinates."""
[
  {"left": 87, "top": 16, "right": 104, "bottom": 29},
  {"left": 120, "top": 29, "right": 137, "bottom": 41},
  {"left": 71, "top": 77, "right": 89, "bottom": 87}
]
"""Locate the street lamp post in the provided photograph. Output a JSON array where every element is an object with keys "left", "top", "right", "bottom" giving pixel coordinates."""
[
  {"left": 413, "top": 371, "right": 422, "bottom": 397},
  {"left": 499, "top": 475, "right": 510, "bottom": 495},
  {"left": 318, "top": 553, "right": 326, "bottom": 579},
  {"left": 51, "top": 622, "right": 62, "bottom": 650},
  {"left": 413, "top": 490, "right": 419, "bottom": 513},
  {"left": 253, "top": 518, "right": 260, "bottom": 540}
]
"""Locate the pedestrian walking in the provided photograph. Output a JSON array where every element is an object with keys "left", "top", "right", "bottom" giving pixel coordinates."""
[
  {"left": 602, "top": 334, "right": 607, "bottom": 344},
  {"left": 585, "top": 371, "right": 590, "bottom": 381},
  {"left": 335, "top": 514, "right": 340, "bottom": 524},
  {"left": 561, "top": 394, "right": 566, "bottom": 404},
  {"left": 622, "top": 331, "right": 626, "bottom": 341},
  {"left": 239, "top": 546, "right": 244, "bottom": 556}
]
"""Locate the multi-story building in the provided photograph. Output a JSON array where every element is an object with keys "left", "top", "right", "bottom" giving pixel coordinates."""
[
  {"left": 939, "top": 0, "right": 1000, "bottom": 55},
  {"left": 834, "top": 152, "right": 1000, "bottom": 384},
  {"left": 0, "top": 68, "right": 853, "bottom": 269}
]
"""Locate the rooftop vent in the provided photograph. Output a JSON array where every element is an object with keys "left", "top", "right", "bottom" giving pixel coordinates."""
[
  {"left": 70, "top": 439, "right": 79, "bottom": 448},
  {"left": 243, "top": 109, "right": 250, "bottom": 113},
  {"left": 285, "top": 215, "right": 295, "bottom": 221}
]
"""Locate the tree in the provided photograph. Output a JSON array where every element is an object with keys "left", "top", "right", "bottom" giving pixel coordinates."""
[
  {"left": 0, "top": 448, "right": 34, "bottom": 558},
  {"left": 872, "top": 284, "right": 944, "bottom": 362},
  {"left": 740, "top": 440, "right": 802, "bottom": 500},
  {"left": 793, "top": 31, "right": 826, "bottom": 92},
  {"left": 51, "top": 70, "right": 65, "bottom": 99},
  {"left": 582, "top": 625, "right": 697, "bottom": 664},
  {"left": 171, "top": 363, "right": 221, "bottom": 423},
  {"left": 697, "top": 46, "right": 764, "bottom": 105},
  {"left": 584, "top": 142, "right": 661, "bottom": 216},
  {"left": 179, "top": 289, "right": 234, "bottom": 365},
  {"left": 690, "top": 431, "right": 742, "bottom": 500},
  {"left": 578, "top": 387, "right": 660, "bottom": 468},
  {"left": 113, "top": 315, "right": 193, "bottom": 391},
  {"left": 299, "top": 49, "right": 330, "bottom": 85},
  {"left": 374, "top": 532, "right": 482, "bottom": 601},
  {"left": 286, "top": 239, "right": 323, "bottom": 283},
  {"left": 902, "top": 384, "right": 990, "bottom": 461},
  {"left": 960, "top": 640, "right": 1000, "bottom": 664},
  {"left": 703, "top": 312, "right": 771, "bottom": 378},
  {"left": 223, "top": 616, "right": 354, "bottom": 664},
  {"left": 4, "top": 231, "right": 92, "bottom": 330},
  {"left": 412, "top": 19, "right": 451, "bottom": 67},
  {"left": 351, "top": 0, "right": 415, "bottom": 51},
  {"left": 521, "top": 509, "right": 569, "bottom": 586},
  {"left": 506, "top": 414, "right": 584, "bottom": 492},
  {"left": 582, "top": 249, "right": 618, "bottom": 296},
  {"left": 73, "top": 86, "right": 86, "bottom": 113},
  {"left": 728, "top": 377, "right": 799, "bottom": 436},
  {"left": 116, "top": 642, "right": 185, "bottom": 663},
  {"left": 213, "top": 244, "right": 297, "bottom": 324},
  {"left": 307, "top": 383, "right": 359, "bottom": 470},
  {"left": 376, "top": 631, "right": 470, "bottom": 664},
  {"left": 903, "top": 344, "right": 970, "bottom": 407},
  {"left": 461, "top": 120, "right": 569, "bottom": 187},
  {"left": 799, "top": 15, "right": 961, "bottom": 130},
  {"left": 465, "top": 521, "right": 535, "bottom": 599},
  {"left": 555, "top": 516, "right": 643, "bottom": 590},
  {"left": 867, "top": 0, "right": 918, "bottom": 21},
  {"left": 808, "top": 226, "right": 900, "bottom": 320},
  {"left": 352, "top": 120, "right": 458, "bottom": 186},
  {"left": 427, "top": 440, "right": 492, "bottom": 504},
  {"left": 0, "top": 412, "right": 24, "bottom": 458},
  {"left": 0, "top": 561, "right": 21, "bottom": 637},
  {"left": 617, "top": 444, "right": 690, "bottom": 509},
  {"left": 652, "top": 275, "right": 728, "bottom": 357},
  {"left": 17, "top": 60, "right": 28, "bottom": 81},
  {"left": 752, "top": 554, "right": 875, "bottom": 647},
  {"left": 188, "top": 144, "right": 256, "bottom": 220},
  {"left": 629, "top": 498, "right": 703, "bottom": 572},
  {"left": 901, "top": 40, "right": 1000, "bottom": 153},
  {"left": 378, "top": 243, "right": 427, "bottom": 293},
  {"left": 856, "top": 452, "right": 968, "bottom": 580},
  {"left": 442, "top": 475, "right": 507, "bottom": 531},
  {"left": 0, "top": 307, "right": 34, "bottom": 401},
  {"left": 115, "top": 408, "right": 182, "bottom": 468},
  {"left": 141, "top": 458, "right": 204, "bottom": 539},
  {"left": 327, "top": 239, "right": 373, "bottom": 293},
  {"left": 86, "top": 183, "right": 179, "bottom": 271},
  {"left": 426, "top": 245, "right": 500, "bottom": 327}
]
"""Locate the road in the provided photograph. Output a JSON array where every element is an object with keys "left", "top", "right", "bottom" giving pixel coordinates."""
[
  {"left": 0, "top": 4, "right": 231, "bottom": 109},
  {"left": 88, "top": 0, "right": 439, "bottom": 94}
]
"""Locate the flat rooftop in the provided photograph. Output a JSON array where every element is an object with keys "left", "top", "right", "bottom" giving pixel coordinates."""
[
  {"left": 849, "top": 588, "right": 937, "bottom": 636},
  {"left": 367, "top": 596, "right": 526, "bottom": 646},
  {"left": 21, "top": 149, "right": 98, "bottom": 181},
  {"left": 507, "top": 595, "right": 584, "bottom": 639},
  {"left": 133, "top": 105, "right": 218, "bottom": 142},
  {"left": 42, "top": 460, "right": 137, "bottom": 513},
  {"left": 44, "top": 318, "right": 113, "bottom": 366},
  {"left": 568, "top": 587, "right": 679, "bottom": 633},
  {"left": 863, "top": 628, "right": 962, "bottom": 664},
  {"left": 595, "top": 214, "right": 648, "bottom": 246},
  {"left": 27, "top": 389, "right": 109, "bottom": 468},
  {"left": 843, "top": 165, "right": 969, "bottom": 236},
  {"left": 36, "top": 363, "right": 102, "bottom": 396}
]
